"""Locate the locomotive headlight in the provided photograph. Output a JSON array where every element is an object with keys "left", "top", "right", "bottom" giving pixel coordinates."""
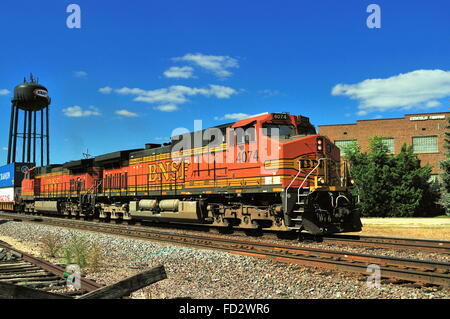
[
  {"left": 317, "top": 138, "right": 324, "bottom": 152},
  {"left": 350, "top": 178, "right": 355, "bottom": 185},
  {"left": 319, "top": 177, "right": 326, "bottom": 184}
]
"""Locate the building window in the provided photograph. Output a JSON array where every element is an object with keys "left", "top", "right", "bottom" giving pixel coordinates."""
[
  {"left": 381, "top": 138, "right": 394, "bottom": 153},
  {"left": 335, "top": 139, "right": 357, "bottom": 156},
  {"left": 412, "top": 136, "right": 438, "bottom": 153}
]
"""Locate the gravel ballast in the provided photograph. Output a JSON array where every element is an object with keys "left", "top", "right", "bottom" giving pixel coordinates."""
[{"left": 0, "top": 220, "right": 448, "bottom": 299}]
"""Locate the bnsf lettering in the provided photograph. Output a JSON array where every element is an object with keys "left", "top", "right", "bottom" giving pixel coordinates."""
[
  {"left": 300, "top": 159, "right": 323, "bottom": 169},
  {"left": 149, "top": 161, "right": 190, "bottom": 182}
]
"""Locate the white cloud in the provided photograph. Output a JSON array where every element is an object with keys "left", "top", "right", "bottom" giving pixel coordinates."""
[
  {"left": 128, "top": 86, "right": 190, "bottom": 104},
  {"left": 163, "top": 66, "right": 194, "bottom": 79},
  {"left": 112, "top": 85, "right": 237, "bottom": 111},
  {"left": 208, "top": 85, "right": 237, "bottom": 98},
  {"left": 259, "top": 89, "right": 281, "bottom": 98},
  {"left": 153, "top": 136, "right": 170, "bottom": 141},
  {"left": 99, "top": 86, "right": 113, "bottom": 94},
  {"left": 214, "top": 113, "right": 251, "bottom": 121},
  {"left": 74, "top": 71, "right": 88, "bottom": 78},
  {"left": 153, "top": 104, "right": 179, "bottom": 112},
  {"left": 115, "top": 109, "right": 139, "bottom": 117},
  {"left": 173, "top": 53, "right": 238, "bottom": 78},
  {"left": 214, "top": 112, "right": 269, "bottom": 121},
  {"left": 63, "top": 106, "right": 101, "bottom": 117},
  {"left": 426, "top": 100, "right": 441, "bottom": 107},
  {"left": 115, "top": 87, "right": 147, "bottom": 96},
  {"left": 0, "top": 89, "right": 10, "bottom": 95},
  {"left": 356, "top": 110, "right": 368, "bottom": 116},
  {"left": 332, "top": 69, "right": 450, "bottom": 115}
]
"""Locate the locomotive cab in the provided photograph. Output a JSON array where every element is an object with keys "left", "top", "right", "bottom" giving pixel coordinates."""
[{"left": 230, "top": 113, "right": 361, "bottom": 234}]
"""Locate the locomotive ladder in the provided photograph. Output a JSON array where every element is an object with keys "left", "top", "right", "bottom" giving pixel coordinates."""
[
  {"left": 284, "top": 158, "right": 326, "bottom": 226},
  {"left": 80, "top": 179, "right": 102, "bottom": 214}
]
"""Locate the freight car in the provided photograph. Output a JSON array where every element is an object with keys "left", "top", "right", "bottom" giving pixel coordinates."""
[
  {"left": 0, "top": 162, "right": 33, "bottom": 211},
  {"left": 18, "top": 113, "right": 362, "bottom": 234}
]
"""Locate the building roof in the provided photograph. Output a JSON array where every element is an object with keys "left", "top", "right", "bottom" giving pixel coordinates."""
[{"left": 318, "top": 111, "right": 450, "bottom": 127}]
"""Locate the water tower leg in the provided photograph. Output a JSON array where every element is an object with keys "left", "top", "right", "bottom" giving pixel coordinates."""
[
  {"left": 12, "top": 106, "right": 19, "bottom": 163},
  {"left": 27, "top": 109, "right": 32, "bottom": 163},
  {"left": 46, "top": 106, "right": 50, "bottom": 165},
  {"left": 33, "top": 111, "right": 36, "bottom": 164},
  {"left": 7, "top": 104, "right": 15, "bottom": 164},
  {"left": 41, "top": 109, "right": 44, "bottom": 167},
  {"left": 22, "top": 110, "right": 28, "bottom": 163}
]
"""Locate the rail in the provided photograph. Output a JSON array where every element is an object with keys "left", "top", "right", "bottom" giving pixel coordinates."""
[
  {"left": 321, "top": 234, "right": 450, "bottom": 253},
  {"left": 0, "top": 240, "right": 102, "bottom": 295},
  {"left": 1, "top": 212, "right": 448, "bottom": 287},
  {"left": 32, "top": 170, "right": 276, "bottom": 199}
]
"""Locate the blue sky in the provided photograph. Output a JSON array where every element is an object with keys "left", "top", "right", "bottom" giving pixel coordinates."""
[{"left": 1, "top": 0, "right": 449, "bottom": 165}]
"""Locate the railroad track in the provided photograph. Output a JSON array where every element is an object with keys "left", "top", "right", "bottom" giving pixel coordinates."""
[
  {"left": 317, "top": 234, "right": 450, "bottom": 254},
  {"left": 2, "top": 211, "right": 448, "bottom": 253},
  {"left": 0, "top": 240, "right": 102, "bottom": 297},
  {"left": 0, "top": 212, "right": 449, "bottom": 287}
]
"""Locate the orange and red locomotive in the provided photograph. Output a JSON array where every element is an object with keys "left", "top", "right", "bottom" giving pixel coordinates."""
[{"left": 18, "top": 113, "right": 362, "bottom": 234}]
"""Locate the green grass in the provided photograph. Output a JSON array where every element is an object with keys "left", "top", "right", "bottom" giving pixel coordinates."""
[{"left": 40, "top": 231, "right": 104, "bottom": 270}]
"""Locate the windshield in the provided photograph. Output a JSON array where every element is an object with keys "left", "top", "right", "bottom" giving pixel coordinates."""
[
  {"left": 297, "top": 124, "right": 316, "bottom": 136},
  {"left": 262, "top": 124, "right": 296, "bottom": 137}
]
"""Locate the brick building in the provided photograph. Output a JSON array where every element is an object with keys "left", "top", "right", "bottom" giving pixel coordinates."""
[{"left": 318, "top": 112, "right": 449, "bottom": 180}]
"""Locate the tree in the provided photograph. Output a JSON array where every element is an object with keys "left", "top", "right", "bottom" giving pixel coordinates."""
[
  {"left": 440, "top": 117, "right": 450, "bottom": 215},
  {"left": 342, "top": 137, "right": 438, "bottom": 217},
  {"left": 390, "top": 144, "right": 438, "bottom": 217},
  {"left": 342, "top": 137, "right": 393, "bottom": 217}
]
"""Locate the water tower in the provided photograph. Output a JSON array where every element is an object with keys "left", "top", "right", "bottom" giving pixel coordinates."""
[{"left": 6, "top": 74, "right": 51, "bottom": 166}]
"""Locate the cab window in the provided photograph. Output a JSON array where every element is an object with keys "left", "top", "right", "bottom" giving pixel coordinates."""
[
  {"left": 230, "top": 125, "right": 256, "bottom": 145},
  {"left": 262, "top": 124, "right": 296, "bottom": 138},
  {"left": 297, "top": 124, "right": 316, "bottom": 136}
]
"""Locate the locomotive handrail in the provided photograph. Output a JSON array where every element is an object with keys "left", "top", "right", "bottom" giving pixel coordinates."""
[
  {"left": 80, "top": 179, "right": 102, "bottom": 203},
  {"left": 285, "top": 161, "right": 303, "bottom": 199},
  {"left": 284, "top": 157, "right": 326, "bottom": 215},
  {"left": 298, "top": 158, "right": 325, "bottom": 191}
]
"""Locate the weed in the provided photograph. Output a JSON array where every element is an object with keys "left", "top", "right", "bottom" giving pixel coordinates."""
[
  {"left": 61, "top": 232, "right": 104, "bottom": 270},
  {"left": 40, "top": 232, "right": 64, "bottom": 258},
  {"left": 87, "top": 241, "right": 104, "bottom": 270}
]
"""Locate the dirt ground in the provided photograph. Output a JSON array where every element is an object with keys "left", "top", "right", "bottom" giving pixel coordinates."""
[
  {"left": 347, "top": 217, "right": 450, "bottom": 240},
  {"left": 0, "top": 234, "right": 40, "bottom": 254}
]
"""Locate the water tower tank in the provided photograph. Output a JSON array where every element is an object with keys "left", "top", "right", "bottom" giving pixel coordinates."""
[{"left": 12, "top": 78, "right": 51, "bottom": 111}]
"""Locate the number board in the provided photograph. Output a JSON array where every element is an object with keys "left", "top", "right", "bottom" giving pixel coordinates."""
[{"left": 272, "top": 113, "right": 288, "bottom": 120}]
